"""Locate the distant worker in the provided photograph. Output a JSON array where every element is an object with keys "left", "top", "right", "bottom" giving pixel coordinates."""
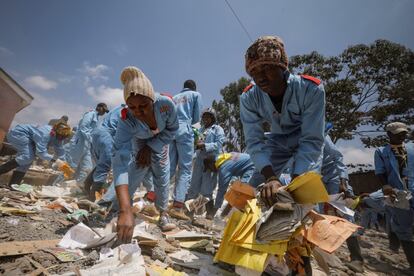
[
  {"left": 0, "top": 120, "right": 72, "bottom": 186},
  {"left": 69, "top": 103, "right": 108, "bottom": 183},
  {"left": 186, "top": 108, "right": 225, "bottom": 217},
  {"left": 168, "top": 79, "right": 202, "bottom": 221},
  {"left": 240, "top": 36, "right": 325, "bottom": 274},
  {"left": 104, "top": 66, "right": 178, "bottom": 244},
  {"left": 84, "top": 105, "right": 125, "bottom": 201},
  {"left": 375, "top": 122, "right": 414, "bottom": 272},
  {"left": 203, "top": 152, "right": 255, "bottom": 218}
]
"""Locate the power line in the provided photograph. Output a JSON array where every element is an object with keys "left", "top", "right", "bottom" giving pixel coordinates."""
[{"left": 224, "top": 0, "right": 253, "bottom": 42}]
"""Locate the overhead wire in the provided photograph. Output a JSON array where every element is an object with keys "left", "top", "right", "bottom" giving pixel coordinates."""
[{"left": 224, "top": 0, "right": 253, "bottom": 42}]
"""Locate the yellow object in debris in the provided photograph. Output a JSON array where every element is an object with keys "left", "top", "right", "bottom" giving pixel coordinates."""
[
  {"left": 0, "top": 206, "right": 36, "bottom": 215},
  {"left": 215, "top": 152, "right": 232, "bottom": 168},
  {"left": 350, "top": 196, "right": 360, "bottom": 210},
  {"left": 214, "top": 209, "right": 268, "bottom": 272},
  {"left": 148, "top": 263, "right": 186, "bottom": 275},
  {"left": 286, "top": 172, "right": 329, "bottom": 204},
  {"left": 59, "top": 162, "right": 75, "bottom": 179},
  {"left": 229, "top": 199, "right": 289, "bottom": 255}
]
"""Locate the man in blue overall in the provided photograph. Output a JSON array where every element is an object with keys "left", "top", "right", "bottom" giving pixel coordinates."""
[
  {"left": 375, "top": 122, "right": 414, "bottom": 272},
  {"left": 169, "top": 80, "right": 202, "bottom": 220},
  {"left": 240, "top": 35, "right": 325, "bottom": 275}
]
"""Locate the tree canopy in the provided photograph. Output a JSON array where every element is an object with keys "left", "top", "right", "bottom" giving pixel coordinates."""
[{"left": 212, "top": 39, "right": 414, "bottom": 150}]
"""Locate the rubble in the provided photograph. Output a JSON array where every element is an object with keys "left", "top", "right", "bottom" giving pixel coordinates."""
[{"left": 0, "top": 163, "right": 413, "bottom": 276}]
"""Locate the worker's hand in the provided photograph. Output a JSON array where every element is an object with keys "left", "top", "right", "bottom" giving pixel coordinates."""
[
  {"left": 359, "top": 192, "right": 371, "bottom": 198},
  {"left": 260, "top": 179, "right": 283, "bottom": 207},
  {"left": 383, "top": 185, "right": 396, "bottom": 198},
  {"left": 117, "top": 208, "right": 134, "bottom": 244},
  {"left": 135, "top": 145, "right": 152, "bottom": 167},
  {"left": 51, "top": 158, "right": 65, "bottom": 169},
  {"left": 195, "top": 141, "right": 205, "bottom": 151},
  {"left": 339, "top": 178, "right": 354, "bottom": 199}
]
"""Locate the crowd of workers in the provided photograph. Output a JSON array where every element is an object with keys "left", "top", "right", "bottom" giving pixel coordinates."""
[{"left": 0, "top": 35, "right": 413, "bottom": 274}]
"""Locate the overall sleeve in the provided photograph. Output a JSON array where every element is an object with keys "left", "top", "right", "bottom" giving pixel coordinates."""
[
  {"left": 112, "top": 119, "right": 134, "bottom": 186},
  {"left": 326, "top": 135, "right": 348, "bottom": 180},
  {"left": 374, "top": 148, "right": 386, "bottom": 175},
  {"left": 54, "top": 144, "right": 66, "bottom": 160},
  {"left": 240, "top": 93, "right": 271, "bottom": 172},
  {"left": 147, "top": 101, "right": 179, "bottom": 153},
  {"left": 192, "top": 93, "right": 202, "bottom": 125},
  {"left": 204, "top": 126, "right": 225, "bottom": 153},
  {"left": 33, "top": 131, "right": 54, "bottom": 161},
  {"left": 293, "top": 84, "right": 325, "bottom": 175}
]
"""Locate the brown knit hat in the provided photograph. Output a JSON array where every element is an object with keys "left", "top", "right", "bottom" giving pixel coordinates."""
[
  {"left": 245, "top": 36, "right": 288, "bottom": 76},
  {"left": 120, "top": 66, "right": 155, "bottom": 102}
]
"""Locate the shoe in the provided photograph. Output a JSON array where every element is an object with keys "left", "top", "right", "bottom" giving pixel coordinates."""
[
  {"left": 142, "top": 204, "right": 160, "bottom": 217},
  {"left": 158, "top": 213, "right": 176, "bottom": 232},
  {"left": 169, "top": 207, "right": 191, "bottom": 221},
  {"left": 345, "top": 260, "right": 364, "bottom": 273},
  {"left": 205, "top": 200, "right": 217, "bottom": 220}
]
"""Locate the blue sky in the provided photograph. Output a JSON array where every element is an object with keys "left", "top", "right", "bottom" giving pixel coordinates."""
[{"left": 1, "top": 0, "right": 413, "bottom": 164}]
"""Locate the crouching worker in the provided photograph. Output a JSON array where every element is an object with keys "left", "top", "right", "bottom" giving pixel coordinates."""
[
  {"left": 0, "top": 120, "right": 72, "bottom": 186},
  {"left": 104, "top": 66, "right": 179, "bottom": 244},
  {"left": 375, "top": 122, "right": 414, "bottom": 272},
  {"left": 240, "top": 36, "right": 326, "bottom": 275},
  {"left": 84, "top": 105, "right": 125, "bottom": 201},
  {"left": 203, "top": 152, "right": 255, "bottom": 219}
]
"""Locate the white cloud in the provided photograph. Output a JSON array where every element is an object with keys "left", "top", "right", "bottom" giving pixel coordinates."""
[
  {"left": 25, "top": 75, "right": 58, "bottom": 91},
  {"left": 79, "top": 62, "right": 109, "bottom": 85},
  {"left": 0, "top": 46, "right": 14, "bottom": 57},
  {"left": 337, "top": 144, "right": 375, "bottom": 166},
  {"left": 86, "top": 85, "right": 124, "bottom": 108},
  {"left": 12, "top": 92, "right": 87, "bottom": 127}
]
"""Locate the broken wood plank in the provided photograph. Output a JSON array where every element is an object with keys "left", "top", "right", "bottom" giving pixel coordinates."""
[{"left": 0, "top": 239, "right": 60, "bottom": 257}]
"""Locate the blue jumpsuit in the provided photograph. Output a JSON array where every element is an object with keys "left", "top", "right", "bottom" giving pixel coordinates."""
[
  {"left": 169, "top": 88, "right": 202, "bottom": 203},
  {"left": 375, "top": 143, "right": 414, "bottom": 241},
  {"left": 187, "top": 122, "right": 225, "bottom": 200},
  {"left": 321, "top": 135, "right": 352, "bottom": 195},
  {"left": 102, "top": 94, "right": 178, "bottom": 211},
  {"left": 7, "top": 124, "right": 65, "bottom": 172},
  {"left": 90, "top": 105, "right": 124, "bottom": 184},
  {"left": 240, "top": 73, "right": 325, "bottom": 179},
  {"left": 215, "top": 152, "right": 255, "bottom": 209},
  {"left": 69, "top": 110, "right": 101, "bottom": 182},
  {"left": 360, "top": 189, "right": 385, "bottom": 231}
]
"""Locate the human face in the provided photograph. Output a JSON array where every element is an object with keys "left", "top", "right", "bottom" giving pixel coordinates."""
[
  {"left": 388, "top": 131, "right": 408, "bottom": 145},
  {"left": 202, "top": 113, "right": 214, "bottom": 127},
  {"left": 96, "top": 106, "right": 107, "bottom": 116},
  {"left": 126, "top": 94, "right": 154, "bottom": 120},
  {"left": 249, "top": 65, "right": 286, "bottom": 97}
]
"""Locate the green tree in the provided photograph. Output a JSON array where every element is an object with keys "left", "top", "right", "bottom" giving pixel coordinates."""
[
  {"left": 212, "top": 77, "right": 250, "bottom": 151},
  {"left": 213, "top": 39, "right": 413, "bottom": 149},
  {"left": 290, "top": 39, "right": 414, "bottom": 146}
]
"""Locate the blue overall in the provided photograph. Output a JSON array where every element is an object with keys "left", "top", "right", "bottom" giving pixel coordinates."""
[
  {"left": 360, "top": 189, "right": 385, "bottom": 231},
  {"left": 91, "top": 105, "right": 124, "bottom": 183},
  {"left": 69, "top": 110, "right": 100, "bottom": 182},
  {"left": 321, "top": 135, "right": 352, "bottom": 195},
  {"left": 240, "top": 73, "right": 325, "bottom": 180},
  {"left": 7, "top": 124, "right": 65, "bottom": 172},
  {"left": 102, "top": 94, "right": 178, "bottom": 211},
  {"left": 375, "top": 143, "right": 414, "bottom": 241},
  {"left": 187, "top": 123, "right": 225, "bottom": 200},
  {"left": 169, "top": 88, "right": 202, "bottom": 203},
  {"left": 215, "top": 152, "right": 255, "bottom": 209}
]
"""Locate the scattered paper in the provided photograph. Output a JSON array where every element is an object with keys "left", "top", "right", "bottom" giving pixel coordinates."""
[{"left": 58, "top": 223, "right": 99, "bottom": 249}]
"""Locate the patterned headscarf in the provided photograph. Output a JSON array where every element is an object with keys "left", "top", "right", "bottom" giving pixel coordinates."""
[{"left": 245, "top": 36, "right": 288, "bottom": 76}]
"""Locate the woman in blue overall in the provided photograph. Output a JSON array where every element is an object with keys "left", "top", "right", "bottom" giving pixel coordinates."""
[{"left": 110, "top": 66, "right": 179, "bottom": 244}]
